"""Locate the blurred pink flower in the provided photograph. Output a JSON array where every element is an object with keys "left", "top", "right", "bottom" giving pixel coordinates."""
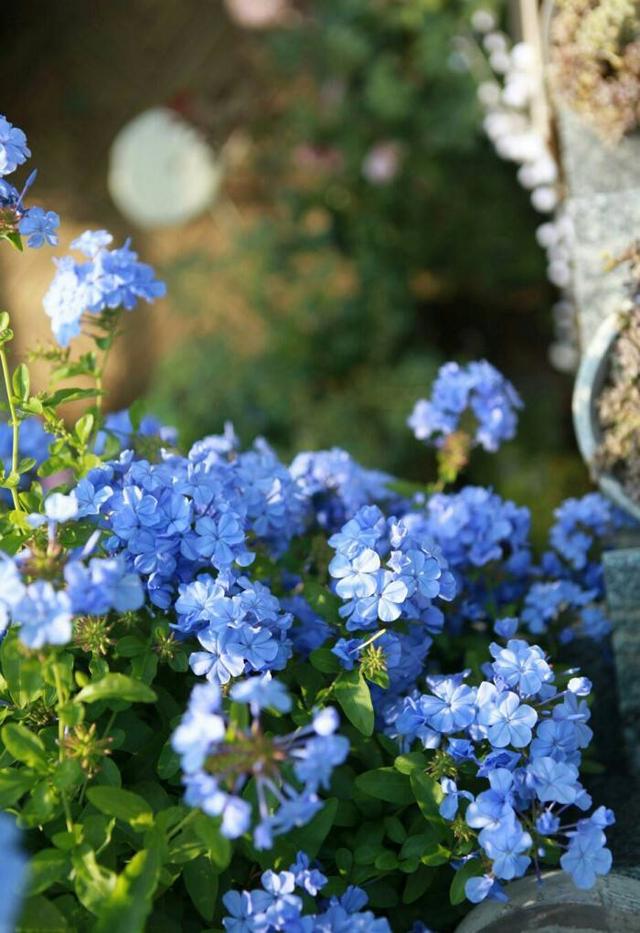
[
  {"left": 362, "top": 141, "right": 403, "bottom": 185},
  {"left": 41, "top": 469, "right": 74, "bottom": 492},
  {"left": 224, "top": 0, "right": 289, "bottom": 28},
  {"left": 293, "top": 144, "right": 344, "bottom": 174}
]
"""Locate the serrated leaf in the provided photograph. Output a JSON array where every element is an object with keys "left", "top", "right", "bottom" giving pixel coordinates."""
[
  {"left": 334, "top": 670, "right": 374, "bottom": 736},
  {"left": 75, "top": 673, "right": 156, "bottom": 705}
]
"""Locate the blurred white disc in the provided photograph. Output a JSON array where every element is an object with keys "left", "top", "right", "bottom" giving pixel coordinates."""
[{"left": 108, "top": 107, "right": 221, "bottom": 228}]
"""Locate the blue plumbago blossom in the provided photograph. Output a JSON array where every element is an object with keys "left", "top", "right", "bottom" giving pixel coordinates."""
[
  {"left": 0, "top": 115, "right": 59, "bottom": 250},
  {"left": 73, "top": 432, "right": 308, "bottom": 614},
  {"left": 0, "top": 417, "right": 52, "bottom": 501},
  {"left": 0, "top": 115, "right": 30, "bottom": 176},
  {"left": 549, "top": 493, "right": 632, "bottom": 573},
  {"left": 290, "top": 447, "right": 394, "bottom": 531},
  {"left": 521, "top": 580, "right": 609, "bottom": 642},
  {"left": 222, "top": 859, "right": 391, "bottom": 932},
  {"left": 172, "top": 679, "right": 349, "bottom": 849},
  {"left": 43, "top": 229, "right": 166, "bottom": 346},
  {"left": 408, "top": 360, "right": 522, "bottom": 452},
  {"left": 0, "top": 542, "right": 144, "bottom": 649},
  {"left": 0, "top": 814, "right": 26, "bottom": 933},
  {"left": 94, "top": 408, "right": 178, "bottom": 457},
  {"left": 328, "top": 505, "right": 455, "bottom": 633},
  {"left": 394, "top": 637, "right": 613, "bottom": 901},
  {"left": 18, "top": 206, "right": 60, "bottom": 248}
]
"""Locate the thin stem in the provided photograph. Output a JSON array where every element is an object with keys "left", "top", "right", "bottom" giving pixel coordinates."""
[
  {"left": 53, "top": 661, "right": 73, "bottom": 832},
  {"left": 166, "top": 809, "right": 198, "bottom": 841},
  {"left": 0, "top": 346, "right": 20, "bottom": 510}
]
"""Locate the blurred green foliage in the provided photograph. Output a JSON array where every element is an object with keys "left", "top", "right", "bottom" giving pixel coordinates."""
[{"left": 151, "top": 0, "right": 579, "bottom": 511}]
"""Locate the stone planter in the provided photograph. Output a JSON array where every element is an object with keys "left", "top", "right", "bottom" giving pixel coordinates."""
[
  {"left": 455, "top": 870, "right": 640, "bottom": 932},
  {"left": 572, "top": 310, "right": 640, "bottom": 522}
]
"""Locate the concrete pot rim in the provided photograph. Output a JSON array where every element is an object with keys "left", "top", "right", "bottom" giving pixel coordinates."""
[{"left": 572, "top": 311, "right": 640, "bottom": 521}]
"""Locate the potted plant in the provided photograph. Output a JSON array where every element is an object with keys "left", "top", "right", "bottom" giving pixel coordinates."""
[{"left": 573, "top": 243, "right": 640, "bottom": 521}]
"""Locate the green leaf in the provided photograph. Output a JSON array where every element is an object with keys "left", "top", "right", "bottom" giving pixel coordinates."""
[
  {"left": 12, "top": 364, "right": 30, "bottom": 402},
  {"left": 1, "top": 723, "right": 48, "bottom": 771},
  {"left": 309, "top": 647, "right": 341, "bottom": 674},
  {"left": 393, "top": 752, "right": 427, "bottom": 774},
  {"left": 334, "top": 670, "right": 374, "bottom": 736},
  {"left": 410, "top": 770, "right": 444, "bottom": 824},
  {"left": 75, "top": 673, "right": 157, "bottom": 705},
  {"left": 4, "top": 230, "right": 23, "bottom": 253},
  {"left": 74, "top": 413, "right": 95, "bottom": 445},
  {"left": 43, "top": 387, "right": 99, "bottom": 408},
  {"left": 156, "top": 742, "right": 180, "bottom": 781},
  {"left": 183, "top": 856, "right": 219, "bottom": 921},
  {"left": 1, "top": 634, "right": 44, "bottom": 706},
  {"left": 403, "top": 864, "right": 433, "bottom": 904},
  {"left": 302, "top": 581, "right": 341, "bottom": 623},
  {"left": 86, "top": 786, "right": 153, "bottom": 830},
  {"left": 16, "top": 896, "right": 70, "bottom": 931},
  {"left": 400, "top": 830, "right": 441, "bottom": 860},
  {"left": 95, "top": 848, "right": 161, "bottom": 933},
  {"left": 193, "top": 813, "right": 232, "bottom": 871},
  {"left": 0, "top": 767, "right": 37, "bottom": 807},
  {"left": 72, "top": 847, "right": 117, "bottom": 916},
  {"left": 355, "top": 768, "right": 413, "bottom": 804},
  {"left": 265, "top": 798, "right": 338, "bottom": 867},
  {"left": 17, "top": 457, "right": 37, "bottom": 474},
  {"left": 27, "top": 849, "right": 70, "bottom": 896},
  {"left": 450, "top": 858, "right": 484, "bottom": 906},
  {"left": 0, "top": 311, "right": 10, "bottom": 332}
]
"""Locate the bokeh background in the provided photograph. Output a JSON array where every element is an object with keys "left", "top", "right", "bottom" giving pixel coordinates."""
[{"left": 0, "top": 0, "right": 588, "bottom": 538}]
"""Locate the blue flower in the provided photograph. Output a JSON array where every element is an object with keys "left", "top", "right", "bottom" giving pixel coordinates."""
[
  {"left": 477, "top": 690, "right": 537, "bottom": 748},
  {"left": 419, "top": 678, "right": 477, "bottom": 733},
  {"left": 18, "top": 206, "right": 59, "bottom": 248},
  {"left": 528, "top": 756, "right": 580, "bottom": 804},
  {"left": 0, "top": 814, "right": 26, "bottom": 933},
  {"left": 230, "top": 674, "right": 292, "bottom": 714},
  {"left": 13, "top": 581, "right": 72, "bottom": 648},
  {"left": 560, "top": 825, "right": 612, "bottom": 889},
  {"left": 490, "top": 639, "right": 552, "bottom": 696},
  {"left": 43, "top": 230, "right": 166, "bottom": 347},
  {"left": 478, "top": 811, "right": 532, "bottom": 880},
  {"left": 408, "top": 360, "right": 522, "bottom": 452},
  {"left": 0, "top": 115, "right": 30, "bottom": 176}
]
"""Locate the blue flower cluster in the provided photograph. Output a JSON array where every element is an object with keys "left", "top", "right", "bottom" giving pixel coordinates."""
[
  {"left": 0, "top": 815, "right": 26, "bottom": 933},
  {"left": 172, "top": 677, "right": 349, "bottom": 849},
  {"left": 43, "top": 229, "right": 166, "bottom": 346},
  {"left": 290, "top": 447, "right": 393, "bottom": 530},
  {"left": 395, "top": 638, "right": 613, "bottom": 900},
  {"left": 222, "top": 854, "right": 391, "bottom": 932},
  {"left": 0, "top": 416, "right": 52, "bottom": 498},
  {"left": 0, "top": 114, "right": 59, "bottom": 249},
  {"left": 408, "top": 360, "right": 522, "bottom": 452},
  {"left": 328, "top": 504, "right": 456, "bottom": 631},
  {"left": 0, "top": 493, "right": 144, "bottom": 648},
  {"left": 74, "top": 431, "right": 308, "bottom": 615}
]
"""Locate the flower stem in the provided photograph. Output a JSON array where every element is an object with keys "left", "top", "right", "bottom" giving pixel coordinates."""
[
  {"left": 53, "top": 660, "right": 73, "bottom": 832},
  {"left": 0, "top": 345, "right": 20, "bottom": 510}
]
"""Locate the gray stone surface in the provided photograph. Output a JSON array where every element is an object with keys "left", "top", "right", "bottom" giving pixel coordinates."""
[
  {"left": 557, "top": 109, "right": 640, "bottom": 352},
  {"left": 604, "top": 547, "right": 640, "bottom": 774},
  {"left": 455, "top": 870, "right": 640, "bottom": 932}
]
